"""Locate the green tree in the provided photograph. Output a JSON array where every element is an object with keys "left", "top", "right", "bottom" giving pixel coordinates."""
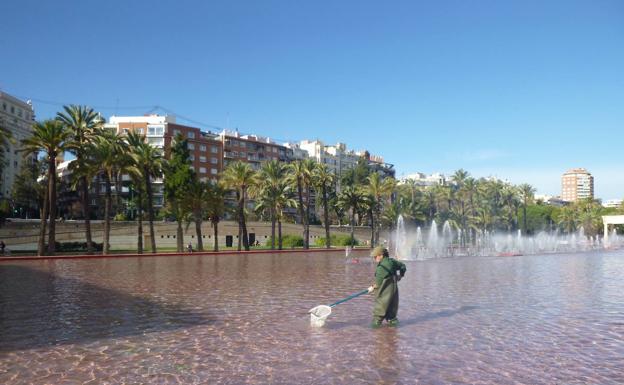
[
  {"left": 89, "top": 131, "right": 127, "bottom": 254},
  {"left": 313, "top": 163, "right": 336, "bottom": 248},
  {"left": 207, "top": 181, "right": 226, "bottom": 251},
  {"left": 183, "top": 177, "right": 208, "bottom": 251},
  {"left": 337, "top": 184, "right": 365, "bottom": 246},
  {"left": 519, "top": 183, "right": 536, "bottom": 234},
  {"left": 56, "top": 105, "right": 103, "bottom": 253},
  {"left": 364, "top": 172, "right": 395, "bottom": 246},
  {"left": 221, "top": 160, "right": 257, "bottom": 251},
  {"left": 252, "top": 160, "right": 287, "bottom": 250},
  {"left": 21, "top": 120, "right": 69, "bottom": 255},
  {"left": 128, "top": 134, "right": 163, "bottom": 253},
  {"left": 164, "top": 134, "right": 195, "bottom": 252}
]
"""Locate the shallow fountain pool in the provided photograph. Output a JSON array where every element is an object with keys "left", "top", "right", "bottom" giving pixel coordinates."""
[{"left": 1, "top": 249, "right": 623, "bottom": 384}]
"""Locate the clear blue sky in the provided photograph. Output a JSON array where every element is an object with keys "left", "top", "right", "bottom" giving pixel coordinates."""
[{"left": 2, "top": 0, "right": 623, "bottom": 199}]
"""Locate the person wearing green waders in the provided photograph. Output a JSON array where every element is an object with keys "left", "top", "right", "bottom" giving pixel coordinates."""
[{"left": 367, "top": 246, "right": 406, "bottom": 328}]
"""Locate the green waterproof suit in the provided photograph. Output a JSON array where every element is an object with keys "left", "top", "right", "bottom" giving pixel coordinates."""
[{"left": 373, "top": 257, "right": 407, "bottom": 322}]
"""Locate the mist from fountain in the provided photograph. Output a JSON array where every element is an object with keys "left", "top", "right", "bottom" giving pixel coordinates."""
[{"left": 388, "top": 218, "right": 620, "bottom": 261}]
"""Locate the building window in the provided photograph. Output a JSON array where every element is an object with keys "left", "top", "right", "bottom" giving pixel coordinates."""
[
  {"left": 10, "top": 106, "right": 15, "bottom": 114},
  {"left": 147, "top": 125, "right": 164, "bottom": 136},
  {"left": 199, "top": 156, "right": 206, "bottom": 162},
  {"left": 2, "top": 103, "right": 5, "bottom": 111},
  {"left": 188, "top": 132, "right": 195, "bottom": 139},
  {"left": 199, "top": 167, "right": 207, "bottom": 174},
  {"left": 137, "top": 128, "right": 144, "bottom": 134},
  {"left": 211, "top": 146, "right": 219, "bottom": 153},
  {"left": 200, "top": 144, "right": 207, "bottom": 151},
  {"left": 211, "top": 168, "right": 218, "bottom": 175},
  {"left": 147, "top": 137, "right": 164, "bottom": 146},
  {"left": 190, "top": 155, "right": 195, "bottom": 161},
  {"left": 211, "top": 157, "right": 218, "bottom": 164},
  {"left": 188, "top": 143, "right": 195, "bottom": 150},
  {"left": 173, "top": 129, "right": 181, "bottom": 137}
]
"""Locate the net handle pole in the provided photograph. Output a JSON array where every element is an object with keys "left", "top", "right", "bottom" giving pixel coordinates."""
[{"left": 329, "top": 289, "right": 369, "bottom": 308}]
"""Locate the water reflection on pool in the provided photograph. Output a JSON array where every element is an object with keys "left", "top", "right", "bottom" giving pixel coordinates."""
[{"left": 1, "top": 249, "right": 623, "bottom": 384}]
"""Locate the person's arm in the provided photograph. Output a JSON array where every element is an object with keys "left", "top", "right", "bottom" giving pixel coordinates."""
[{"left": 395, "top": 259, "right": 406, "bottom": 277}]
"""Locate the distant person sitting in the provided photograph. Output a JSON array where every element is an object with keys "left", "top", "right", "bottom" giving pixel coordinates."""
[
  {"left": 0, "top": 241, "right": 5, "bottom": 254},
  {"left": 187, "top": 242, "right": 193, "bottom": 253}
]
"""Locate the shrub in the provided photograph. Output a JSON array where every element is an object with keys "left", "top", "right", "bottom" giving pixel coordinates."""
[
  {"left": 49, "top": 242, "right": 104, "bottom": 252},
  {"left": 314, "top": 234, "right": 359, "bottom": 247},
  {"left": 267, "top": 234, "right": 304, "bottom": 248}
]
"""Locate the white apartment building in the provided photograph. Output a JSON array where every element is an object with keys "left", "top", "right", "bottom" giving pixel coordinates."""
[
  {"left": 0, "top": 91, "right": 35, "bottom": 198},
  {"left": 604, "top": 199, "right": 622, "bottom": 208},
  {"left": 399, "top": 172, "right": 447, "bottom": 186},
  {"left": 561, "top": 168, "right": 594, "bottom": 202}
]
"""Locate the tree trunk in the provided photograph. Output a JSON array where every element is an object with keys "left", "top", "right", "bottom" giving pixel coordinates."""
[
  {"left": 212, "top": 219, "right": 219, "bottom": 251},
  {"left": 323, "top": 186, "right": 330, "bottom": 249},
  {"left": 176, "top": 212, "right": 183, "bottom": 252},
  {"left": 369, "top": 209, "right": 375, "bottom": 247},
  {"left": 145, "top": 172, "right": 157, "bottom": 253},
  {"left": 296, "top": 179, "right": 305, "bottom": 246},
  {"left": 240, "top": 190, "right": 249, "bottom": 251},
  {"left": 270, "top": 208, "right": 276, "bottom": 250},
  {"left": 195, "top": 217, "right": 203, "bottom": 251},
  {"left": 81, "top": 176, "right": 93, "bottom": 254},
  {"left": 523, "top": 204, "right": 527, "bottom": 234},
  {"left": 304, "top": 185, "right": 310, "bottom": 249},
  {"left": 38, "top": 183, "right": 49, "bottom": 256},
  {"left": 47, "top": 157, "right": 57, "bottom": 255},
  {"left": 350, "top": 210, "right": 355, "bottom": 247},
  {"left": 103, "top": 174, "right": 112, "bottom": 255},
  {"left": 278, "top": 219, "right": 283, "bottom": 250},
  {"left": 137, "top": 188, "right": 143, "bottom": 254}
]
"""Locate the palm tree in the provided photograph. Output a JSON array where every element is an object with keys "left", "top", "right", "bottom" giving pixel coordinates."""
[
  {"left": 519, "top": 183, "right": 536, "bottom": 234},
  {"left": 207, "top": 181, "right": 226, "bottom": 251},
  {"left": 288, "top": 160, "right": 307, "bottom": 248},
  {"left": 364, "top": 172, "right": 395, "bottom": 246},
  {"left": 183, "top": 178, "right": 208, "bottom": 251},
  {"left": 288, "top": 159, "right": 315, "bottom": 249},
  {"left": 21, "top": 120, "right": 69, "bottom": 255},
  {"left": 89, "top": 131, "right": 127, "bottom": 254},
  {"left": 128, "top": 135, "right": 163, "bottom": 253},
  {"left": 221, "top": 161, "right": 257, "bottom": 251},
  {"left": 125, "top": 132, "right": 147, "bottom": 253},
  {"left": 252, "top": 160, "right": 286, "bottom": 249},
  {"left": 337, "top": 184, "right": 365, "bottom": 247},
  {"left": 56, "top": 105, "right": 102, "bottom": 253},
  {"left": 274, "top": 181, "right": 297, "bottom": 250},
  {"left": 313, "top": 163, "right": 336, "bottom": 248},
  {"left": 557, "top": 206, "right": 577, "bottom": 233}
]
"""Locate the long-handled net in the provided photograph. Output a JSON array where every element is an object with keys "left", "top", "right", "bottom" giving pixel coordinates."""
[
  {"left": 309, "top": 305, "right": 332, "bottom": 327},
  {"left": 308, "top": 289, "right": 369, "bottom": 327}
]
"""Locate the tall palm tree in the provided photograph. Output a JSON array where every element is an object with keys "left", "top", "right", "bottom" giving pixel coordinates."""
[
  {"left": 125, "top": 132, "right": 147, "bottom": 253},
  {"left": 519, "top": 183, "right": 536, "bottom": 234},
  {"left": 313, "top": 163, "right": 336, "bottom": 248},
  {"left": 221, "top": 161, "right": 257, "bottom": 251},
  {"left": 337, "top": 184, "right": 365, "bottom": 247},
  {"left": 301, "top": 158, "right": 316, "bottom": 248},
  {"left": 56, "top": 105, "right": 102, "bottom": 253},
  {"left": 274, "top": 181, "right": 297, "bottom": 250},
  {"left": 21, "top": 120, "right": 69, "bottom": 255},
  {"left": 252, "top": 160, "right": 286, "bottom": 249},
  {"left": 89, "top": 131, "right": 127, "bottom": 254},
  {"left": 364, "top": 172, "right": 395, "bottom": 246},
  {"left": 128, "top": 136, "right": 163, "bottom": 253},
  {"left": 288, "top": 160, "right": 308, "bottom": 248},
  {"left": 207, "top": 181, "right": 226, "bottom": 251},
  {"left": 184, "top": 178, "right": 208, "bottom": 251}
]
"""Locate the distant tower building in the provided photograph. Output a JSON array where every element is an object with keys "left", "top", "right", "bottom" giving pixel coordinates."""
[
  {"left": 561, "top": 168, "right": 594, "bottom": 202},
  {"left": 0, "top": 91, "right": 35, "bottom": 198}
]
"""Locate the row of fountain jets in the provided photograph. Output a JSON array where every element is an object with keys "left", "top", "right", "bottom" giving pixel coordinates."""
[{"left": 392, "top": 215, "right": 623, "bottom": 260}]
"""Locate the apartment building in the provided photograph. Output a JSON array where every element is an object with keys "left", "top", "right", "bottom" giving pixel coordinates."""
[
  {"left": 0, "top": 91, "right": 35, "bottom": 198},
  {"left": 220, "top": 129, "right": 291, "bottom": 170},
  {"left": 561, "top": 168, "right": 594, "bottom": 202}
]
